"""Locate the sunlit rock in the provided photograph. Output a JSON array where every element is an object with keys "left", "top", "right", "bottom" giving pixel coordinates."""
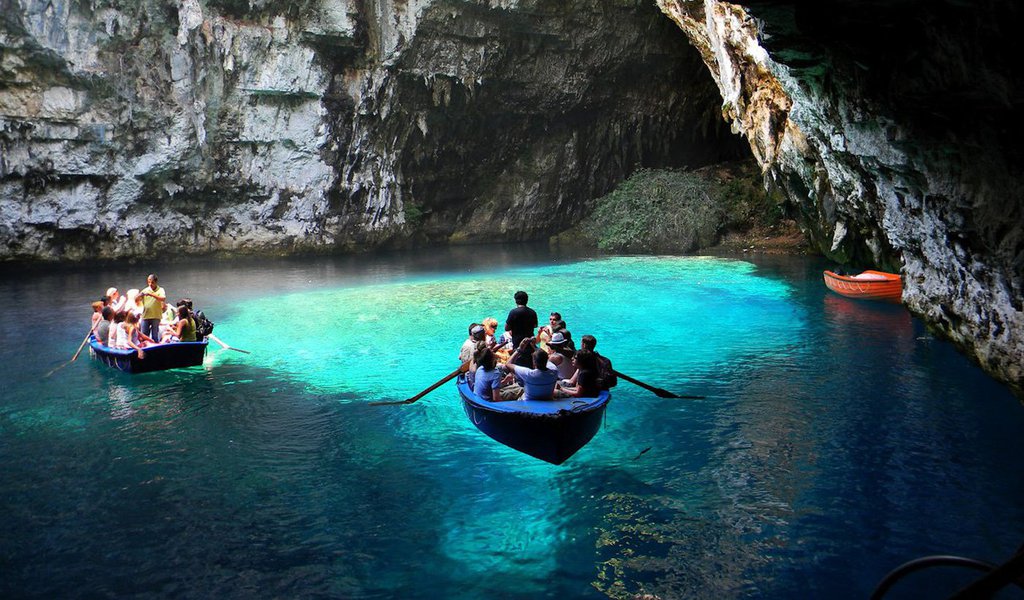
[
  {"left": 656, "top": 0, "right": 1023, "bottom": 392},
  {"left": 1, "top": 0, "right": 739, "bottom": 259}
]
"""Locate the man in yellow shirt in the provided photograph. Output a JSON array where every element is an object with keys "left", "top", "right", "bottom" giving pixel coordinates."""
[{"left": 140, "top": 273, "right": 166, "bottom": 343}]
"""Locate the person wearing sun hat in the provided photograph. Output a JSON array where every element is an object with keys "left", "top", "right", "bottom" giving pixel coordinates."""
[
  {"left": 546, "top": 331, "right": 577, "bottom": 379},
  {"left": 460, "top": 324, "right": 488, "bottom": 387},
  {"left": 105, "top": 287, "right": 127, "bottom": 312},
  {"left": 125, "top": 289, "right": 142, "bottom": 319}
]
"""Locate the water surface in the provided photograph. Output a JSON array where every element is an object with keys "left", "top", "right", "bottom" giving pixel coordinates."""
[{"left": 2, "top": 247, "right": 1022, "bottom": 599}]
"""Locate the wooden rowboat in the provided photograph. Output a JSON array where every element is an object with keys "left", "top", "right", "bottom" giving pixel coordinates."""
[
  {"left": 823, "top": 269, "right": 902, "bottom": 303},
  {"left": 88, "top": 335, "right": 208, "bottom": 374},
  {"left": 456, "top": 376, "right": 610, "bottom": 465}
]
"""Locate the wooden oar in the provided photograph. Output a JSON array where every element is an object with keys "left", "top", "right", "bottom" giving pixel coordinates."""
[
  {"left": 45, "top": 328, "right": 94, "bottom": 377},
  {"left": 371, "top": 363, "right": 469, "bottom": 406},
  {"left": 614, "top": 370, "right": 705, "bottom": 400},
  {"left": 208, "top": 334, "right": 251, "bottom": 354}
]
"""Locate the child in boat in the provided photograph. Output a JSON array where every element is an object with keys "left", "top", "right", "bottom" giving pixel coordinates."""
[
  {"left": 108, "top": 311, "right": 126, "bottom": 347},
  {"left": 113, "top": 313, "right": 149, "bottom": 358},
  {"left": 124, "top": 312, "right": 154, "bottom": 356},
  {"left": 94, "top": 307, "right": 114, "bottom": 346},
  {"left": 90, "top": 301, "right": 104, "bottom": 329}
]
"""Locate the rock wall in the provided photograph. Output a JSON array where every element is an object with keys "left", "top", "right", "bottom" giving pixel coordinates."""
[
  {"left": 0, "top": 0, "right": 743, "bottom": 259},
  {"left": 656, "top": 0, "right": 1023, "bottom": 392}
]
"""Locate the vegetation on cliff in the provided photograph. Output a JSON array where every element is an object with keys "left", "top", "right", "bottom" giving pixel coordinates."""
[{"left": 555, "top": 160, "right": 797, "bottom": 254}]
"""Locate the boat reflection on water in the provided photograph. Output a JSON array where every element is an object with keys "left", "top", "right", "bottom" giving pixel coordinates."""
[
  {"left": 822, "top": 293, "right": 918, "bottom": 372},
  {"left": 823, "top": 293, "right": 913, "bottom": 333}
]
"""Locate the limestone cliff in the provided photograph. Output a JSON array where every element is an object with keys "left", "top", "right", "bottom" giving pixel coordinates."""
[
  {"left": 0, "top": 0, "right": 741, "bottom": 259},
  {"left": 656, "top": 0, "right": 1023, "bottom": 392}
]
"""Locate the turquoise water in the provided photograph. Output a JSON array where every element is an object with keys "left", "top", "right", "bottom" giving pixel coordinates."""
[{"left": 2, "top": 247, "right": 1022, "bottom": 598}]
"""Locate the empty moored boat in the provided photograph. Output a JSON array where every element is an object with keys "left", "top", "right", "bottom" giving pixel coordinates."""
[
  {"left": 456, "top": 376, "right": 611, "bottom": 465},
  {"left": 823, "top": 269, "right": 902, "bottom": 303}
]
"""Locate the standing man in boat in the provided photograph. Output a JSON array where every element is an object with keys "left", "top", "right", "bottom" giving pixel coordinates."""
[
  {"left": 504, "top": 290, "right": 538, "bottom": 368},
  {"left": 139, "top": 273, "right": 166, "bottom": 345}
]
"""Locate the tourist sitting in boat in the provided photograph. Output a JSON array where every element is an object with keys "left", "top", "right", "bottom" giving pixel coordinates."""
[
  {"left": 125, "top": 289, "right": 143, "bottom": 319},
  {"left": 503, "top": 338, "right": 559, "bottom": 401},
  {"left": 555, "top": 319, "right": 576, "bottom": 346},
  {"left": 91, "top": 301, "right": 104, "bottom": 329},
  {"left": 108, "top": 311, "right": 126, "bottom": 347},
  {"left": 106, "top": 287, "right": 126, "bottom": 312},
  {"left": 546, "top": 332, "right": 577, "bottom": 379},
  {"left": 492, "top": 325, "right": 513, "bottom": 351},
  {"left": 560, "top": 327, "right": 576, "bottom": 351},
  {"left": 459, "top": 323, "right": 483, "bottom": 362},
  {"left": 160, "top": 305, "right": 197, "bottom": 344},
  {"left": 473, "top": 347, "right": 505, "bottom": 402},
  {"left": 562, "top": 334, "right": 617, "bottom": 390},
  {"left": 537, "top": 311, "right": 561, "bottom": 343},
  {"left": 159, "top": 302, "right": 177, "bottom": 339},
  {"left": 555, "top": 349, "right": 600, "bottom": 398},
  {"left": 94, "top": 307, "right": 114, "bottom": 346},
  {"left": 461, "top": 324, "right": 488, "bottom": 387},
  {"left": 482, "top": 317, "right": 500, "bottom": 347},
  {"left": 114, "top": 313, "right": 152, "bottom": 358}
]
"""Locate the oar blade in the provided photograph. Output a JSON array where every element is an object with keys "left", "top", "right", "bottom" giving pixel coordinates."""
[
  {"left": 44, "top": 362, "right": 71, "bottom": 378},
  {"left": 653, "top": 387, "right": 681, "bottom": 399},
  {"left": 368, "top": 398, "right": 414, "bottom": 406},
  {"left": 614, "top": 369, "right": 704, "bottom": 400}
]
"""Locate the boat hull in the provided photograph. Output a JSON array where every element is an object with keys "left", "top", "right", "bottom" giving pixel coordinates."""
[
  {"left": 89, "top": 335, "right": 208, "bottom": 373},
  {"left": 457, "top": 377, "right": 610, "bottom": 465},
  {"left": 823, "top": 270, "right": 902, "bottom": 303}
]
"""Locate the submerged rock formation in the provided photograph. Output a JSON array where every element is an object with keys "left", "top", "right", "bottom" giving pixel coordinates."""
[
  {"left": 656, "top": 0, "right": 1023, "bottom": 392},
  {"left": 0, "top": 0, "right": 742, "bottom": 259}
]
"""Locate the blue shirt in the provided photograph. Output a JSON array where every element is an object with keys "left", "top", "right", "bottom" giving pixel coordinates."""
[
  {"left": 474, "top": 367, "right": 502, "bottom": 400},
  {"left": 510, "top": 363, "right": 559, "bottom": 401}
]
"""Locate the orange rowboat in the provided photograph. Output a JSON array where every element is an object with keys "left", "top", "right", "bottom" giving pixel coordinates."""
[{"left": 823, "top": 270, "right": 902, "bottom": 303}]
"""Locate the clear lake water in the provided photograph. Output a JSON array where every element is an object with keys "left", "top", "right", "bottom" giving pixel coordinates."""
[{"left": 1, "top": 245, "right": 1022, "bottom": 599}]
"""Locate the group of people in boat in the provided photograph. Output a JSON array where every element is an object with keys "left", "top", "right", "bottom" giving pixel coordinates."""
[
  {"left": 88, "top": 273, "right": 200, "bottom": 358},
  {"left": 460, "top": 291, "right": 616, "bottom": 402}
]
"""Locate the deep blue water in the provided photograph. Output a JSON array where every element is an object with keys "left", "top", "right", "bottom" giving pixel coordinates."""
[{"left": 1, "top": 246, "right": 1022, "bottom": 599}]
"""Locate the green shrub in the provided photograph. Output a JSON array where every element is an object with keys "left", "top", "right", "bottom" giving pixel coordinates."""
[{"left": 558, "top": 161, "right": 780, "bottom": 253}]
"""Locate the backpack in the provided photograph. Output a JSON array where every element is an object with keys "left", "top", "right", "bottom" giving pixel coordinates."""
[
  {"left": 595, "top": 353, "right": 617, "bottom": 390},
  {"left": 194, "top": 310, "right": 215, "bottom": 337}
]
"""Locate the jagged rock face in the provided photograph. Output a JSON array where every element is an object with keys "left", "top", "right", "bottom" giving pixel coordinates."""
[
  {"left": 656, "top": 0, "right": 1023, "bottom": 392},
  {"left": 0, "top": 0, "right": 743, "bottom": 259}
]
